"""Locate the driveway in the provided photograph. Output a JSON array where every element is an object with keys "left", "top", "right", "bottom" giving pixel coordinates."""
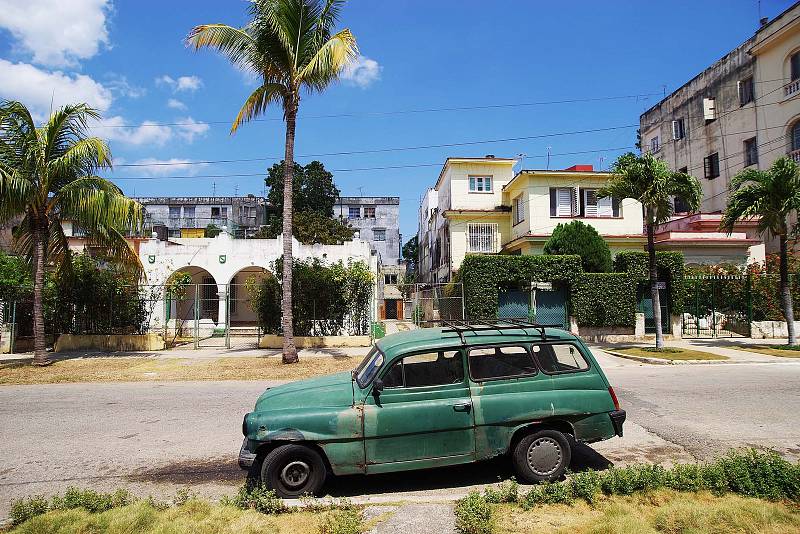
[{"left": 1, "top": 349, "right": 799, "bottom": 518}]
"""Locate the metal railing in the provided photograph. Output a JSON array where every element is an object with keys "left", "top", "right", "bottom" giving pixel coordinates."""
[{"left": 789, "top": 149, "right": 800, "bottom": 164}]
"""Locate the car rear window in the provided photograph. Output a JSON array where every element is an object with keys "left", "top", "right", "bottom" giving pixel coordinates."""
[
  {"left": 534, "top": 343, "right": 589, "bottom": 373},
  {"left": 468, "top": 345, "right": 537, "bottom": 381}
]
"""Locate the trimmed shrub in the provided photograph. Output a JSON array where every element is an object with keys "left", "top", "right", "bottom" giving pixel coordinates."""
[
  {"left": 572, "top": 273, "right": 637, "bottom": 326},
  {"left": 543, "top": 221, "right": 612, "bottom": 273},
  {"left": 454, "top": 491, "right": 494, "bottom": 534},
  {"left": 614, "top": 250, "right": 686, "bottom": 312}
]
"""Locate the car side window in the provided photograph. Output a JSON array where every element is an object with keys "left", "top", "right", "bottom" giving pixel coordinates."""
[
  {"left": 381, "top": 351, "right": 464, "bottom": 388},
  {"left": 468, "top": 345, "right": 536, "bottom": 381},
  {"left": 534, "top": 343, "right": 589, "bottom": 373}
]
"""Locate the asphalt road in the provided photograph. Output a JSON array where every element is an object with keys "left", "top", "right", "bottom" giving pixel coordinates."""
[{"left": 1, "top": 350, "right": 799, "bottom": 518}]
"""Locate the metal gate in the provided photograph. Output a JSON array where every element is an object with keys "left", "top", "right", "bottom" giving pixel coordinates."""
[
  {"left": 497, "top": 283, "right": 568, "bottom": 329},
  {"left": 682, "top": 276, "right": 751, "bottom": 338}
]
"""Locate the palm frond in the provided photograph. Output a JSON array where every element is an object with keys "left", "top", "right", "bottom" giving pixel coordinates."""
[
  {"left": 0, "top": 166, "right": 35, "bottom": 223},
  {"left": 55, "top": 176, "right": 143, "bottom": 234},
  {"left": 298, "top": 28, "right": 358, "bottom": 91},
  {"left": 231, "top": 83, "right": 288, "bottom": 132},
  {"left": 83, "top": 225, "right": 143, "bottom": 277},
  {"left": 186, "top": 23, "right": 258, "bottom": 71}
]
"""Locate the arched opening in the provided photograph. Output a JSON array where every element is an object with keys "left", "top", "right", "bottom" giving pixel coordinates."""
[
  {"left": 228, "top": 266, "right": 273, "bottom": 327},
  {"left": 790, "top": 119, "right": 800, "bottom": 157},
  {"left": 165, "top": 266, "right": 219, "bottom": 325}
]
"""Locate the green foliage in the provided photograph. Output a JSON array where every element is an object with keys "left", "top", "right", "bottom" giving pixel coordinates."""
[
  {"left": 371, "top": 321, "right": 385, "bottom": 339},
  {"left": 483, "top": 479, "right": 518, "bottom": 504},
  {"left": 516, "top": 449, "right": 800, "bottom": 510},
  {"left": 543, "top": 221, "right": 612, "bottom": 273},
  {"left": 0, "top": 251, "right": 30, "bottom": 302},
  {"left": 572, "top": 273, "right": 637, "bottom": 326},
  {"left": 318, "top": 508, "right": 363, "bottom": 534},
  {"left": 166, "top": 271, "right": 192, "bottom": 300},
  {"left": 252, "top": 259, "right": 373, "bottom": 336},
  {"left": 457, "top": 255, "right": 582, "bottom": 320},
  {"left": 402, "top": 236, "right": 418, "bottom": 278},
  {"left": 228, "top": 484, "right": 288, "bottom": 515},
  {"left": 204, "top": 224, "right": 222, "bottom": 238},
  {"left": 614, "top": 250, "right": 686, "bottom": 312},
  {"left": 256, "top": 211, "right": 355, "bottom": 245},
  {"left": 9, "top": 487, "right": 132, "bottom": 526},
  {"left": 454, "top": 491, "right": 495, "bottom": 534},
  {"left": 265, "top": 160, "right": 341, "bottom": 217}
]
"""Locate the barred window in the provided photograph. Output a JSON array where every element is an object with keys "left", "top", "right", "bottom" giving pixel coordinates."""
[{"left": 467, "top": 223, "right": 497, "bottom": 253}]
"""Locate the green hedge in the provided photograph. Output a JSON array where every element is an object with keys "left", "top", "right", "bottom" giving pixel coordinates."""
[
  {"left": 458, "top": 255, "right": 582, "bottom": 319},
  {"left": 572, "top": 273, "right": 637, "bottom": 327},
  {"left": 614, "top": 250, "right": 686, "bottom": 312}
]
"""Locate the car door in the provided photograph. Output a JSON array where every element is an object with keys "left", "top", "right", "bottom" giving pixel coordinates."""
[{"left": 362, "top": 349, "right": 475, "bottom": 472}]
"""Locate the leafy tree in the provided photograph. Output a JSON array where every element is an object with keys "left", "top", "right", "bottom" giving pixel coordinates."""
[
  {"left": 543, "top": 221, "right": 612, "bottom": 272},
  {"left": 402, "top": 236, "right": 418, "bottom": 279},
  {"left": 0, "top": 251, "right": 30, "bottom": 302},
  {"left": 204, "top": 224, "right": 222, "bottom": 238},
  {"left": 721, "top": 157, "right": 800, "bottom": 345},
  {"left": 189, "top": 0, "right": 358, "bottom": 364},
  {"left": 266, "top": 160, "right": 340, "bottom": 216},
  {"left": 599, "top": 152, "right": 701, "bottom": 348},
  {"left": 0, "top": 101, "right": 143, "bottom": 365}
]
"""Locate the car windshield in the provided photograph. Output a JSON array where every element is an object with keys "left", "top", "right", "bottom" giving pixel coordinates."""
[{"left": 355, "top": 346, "right": 384, "bottom": 388}]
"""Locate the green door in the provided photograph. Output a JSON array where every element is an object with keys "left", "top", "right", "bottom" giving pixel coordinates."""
[{"left": 362, "top": 349, "right": 474, "bottom": 473}]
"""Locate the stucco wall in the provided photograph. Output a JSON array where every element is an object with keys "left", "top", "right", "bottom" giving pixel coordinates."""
[{"left": 334, "top": 197, "right": 401, "bottom": 265}]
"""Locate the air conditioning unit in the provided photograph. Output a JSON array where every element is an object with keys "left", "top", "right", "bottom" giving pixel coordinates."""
[{"left": 703, "top": 98, "right": 717, "bottom": 121}]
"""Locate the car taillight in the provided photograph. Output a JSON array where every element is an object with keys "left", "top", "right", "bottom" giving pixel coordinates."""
[{"left": 608, "top": 386, "right": 620, "bottom": 411}]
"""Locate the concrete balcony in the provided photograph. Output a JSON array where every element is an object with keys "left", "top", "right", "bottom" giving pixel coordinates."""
[
  {"left": 789, "top": 149, "right": 800, "bottom": 164},
  {"left": 785, "top": 79, "right": 800, "bottom": 98}
]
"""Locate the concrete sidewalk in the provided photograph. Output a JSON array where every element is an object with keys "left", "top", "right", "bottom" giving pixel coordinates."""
[{"left": 597, "top": 338, "right": 800, "bottom": 364}]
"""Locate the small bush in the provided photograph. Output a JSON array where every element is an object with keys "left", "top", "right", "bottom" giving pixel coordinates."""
[
  {"left": 228, "top": 484, "right": 288, "bottom": 515},
  {"left": 522, "top": 481, "right": 574, "bottom": 508},
  {"left": 569, "top": 470, "right": 603, "bottom": 503},
  {"left": 318, "top": 508, "right": 363, "bottom": 534},
  {"left": 483, "top": 479, "right": 518, "bottom": 504},
  {"left": 454, "top": 491, "right": 494, "bottom": 534},
  {"left": 8, "top": 496, "right": 49, "bottom": 526}
]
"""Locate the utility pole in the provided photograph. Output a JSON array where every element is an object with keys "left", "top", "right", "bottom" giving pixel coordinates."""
[
  {"left": 212, "top": 181, "right": 216, "bottom": 197},
  {"left": 546, "top": 147, "right": 552, "bottom": 170}
]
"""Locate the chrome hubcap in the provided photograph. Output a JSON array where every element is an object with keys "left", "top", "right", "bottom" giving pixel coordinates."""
[
  {"left": 526, "top": 437, "right": 562, "bottom": 476},
  {"left": 280, "top": 460, "right": 310, "bottom": 488}
]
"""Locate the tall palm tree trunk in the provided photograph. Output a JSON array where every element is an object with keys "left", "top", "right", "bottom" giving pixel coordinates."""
[
  {"left": 281, "top": 99, "right": 299, "bottom": 364},
  {"left": 779, "top": 233, "right": 797, "bottom": 345},
  {"left": 646, "top": 213, "right": 664, "bottom": 349},
  {"left": 31, "top": 216, "right": 49, "bottom": 365}
]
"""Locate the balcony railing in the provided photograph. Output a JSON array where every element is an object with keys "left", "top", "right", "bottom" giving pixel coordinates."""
[
  {"left": 785, "top": 80, "right": 800, "bottom": 98},
  {"left": 789, "top": 149, "right": 800, "bottom": 164}
]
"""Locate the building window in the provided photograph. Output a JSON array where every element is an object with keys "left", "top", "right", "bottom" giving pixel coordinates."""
[
  {"left": 374, "top": 228, "right": 386, "bottom": 241},
  {"left": 673, "top": 196, "right": 690, "bottom": 214},
  {"left": 348, "top": 206, "right": 360, "bottom": 219},
  {"left": 468, "top": 175, "right": 492, "bottom": 193},
  {"left": 792, "top": 122, "right": 800, "bottom": 153},
  {"left": 672, "top": 119, "right": 685, "bottom": 140},
  {"left": 704, "top": 152, "right": 720, "bottom": 179},
  {"left": 169, "top": 206, "right": 181, "bottom": 219},
  {"left": 650, "top": 136, "right": 660, "bottom": 152},
  {"left": 467, "top": 223, "right": 497, "bottom": 253},
  {"left": 738, "top": 77, "right": 755, "bottom": 106},
  {"left": 384, "top": 273, "right": 398, "bottom": 285},
  {"left": 580, "top": 188, "right": 619, "bottom": 217},
  {"left": 549, "top": 187, "right": 575, "bottom": 217},
  {"left": 512, "top": 195, "right": 525, "bottom": 225},
  {"left": 363, "top": 206, "right": 376, "bottom": 218},
  {"left": 703, "top": 97, "right": 717, "bottom": 122},
  {"left": 744, "top": 137, "right": 758, "bottom": 167},
  {"left": 792, "top": 51, "right": 800, "bottom": 81}
]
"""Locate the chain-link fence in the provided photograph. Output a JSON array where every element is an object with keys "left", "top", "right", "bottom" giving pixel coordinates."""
[{"left": 400, "top": 283, "right": 464, "bottom": 327}]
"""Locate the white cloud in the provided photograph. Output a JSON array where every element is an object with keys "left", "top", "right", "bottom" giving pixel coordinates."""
[
  {"left": 340, "top": 55, "right": 381, "bottom": 88},
  {"left": 96, "top": 116, "right": 173, "bottom": 147},
  {"left": 0, "top": 0, "right": 110, "bottom": 67},
  {"left": 0, "top": 59, "right": 112, "bottom": 120},
  {"left": 105, "top": 74, "right": 146, "bottom": 99},
  {"left": 123, "top": 158, "right": 208, "bottom": 177},
  {"left": 175, "top": 117, "right": 209, "bottom": 142},
  {"left": 167, "top": 98, "right": 187, "bottom": 110},
  {"left": 156, "top": 74, "right": 203, "bottom": 93}
]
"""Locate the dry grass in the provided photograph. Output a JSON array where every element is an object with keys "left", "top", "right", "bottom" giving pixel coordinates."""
[
  {"left": 729, "top": 345, "right": 800, "bottom": 358},
  {"left": 613, "top": 346, "right": 727, "bottom": 361},
  {"left": 0, "top": 356, "right": 358, "bottom": 385},
  {"left": 496, "top": 490, "right": 800, "bottom": 534},
  {"left": 8, "top": 499, "right": 342, "bottom": 534}
]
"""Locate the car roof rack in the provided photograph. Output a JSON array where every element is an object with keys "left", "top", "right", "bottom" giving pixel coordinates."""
[{"left": 439, "top": 318, "right": 561, "bottom": 345}]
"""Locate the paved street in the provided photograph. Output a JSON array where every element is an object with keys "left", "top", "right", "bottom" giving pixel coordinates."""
[{"left": 1, "top": 349, "right": 800, "bottom": 518}]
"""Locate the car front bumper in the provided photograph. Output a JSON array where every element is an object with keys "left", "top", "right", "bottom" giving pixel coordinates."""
[
  {"left": 609, "top": 409, "right": 626, "bottom": 437},
  {"left": 238, "top": 438, "right": 256, "bottom": 470}
]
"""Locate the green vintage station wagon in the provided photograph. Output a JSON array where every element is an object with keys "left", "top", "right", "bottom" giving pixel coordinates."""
[{"left": 239, "top": 322, "right": 625, "bottom": 497}]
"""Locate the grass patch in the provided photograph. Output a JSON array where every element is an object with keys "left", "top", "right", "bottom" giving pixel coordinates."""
[
  {"left": 495, "top": 490, "right": 800, "bottom": 534},
  {"left": 613, "top": 346, "right": 727, "bottom": 361},
  {"left": 728, "top": 344, "right": 800, "bottom": 358},
  {"left": 0, "top": 355, "right": 358, "bottom": 385}
]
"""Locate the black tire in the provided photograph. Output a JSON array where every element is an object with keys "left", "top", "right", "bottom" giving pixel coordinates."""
[
  {"left": 260, "top": 444, "right": 327, "bottom": 498},
  {"left": 512, "top": 429, "right": 571, "bottom": 483}
]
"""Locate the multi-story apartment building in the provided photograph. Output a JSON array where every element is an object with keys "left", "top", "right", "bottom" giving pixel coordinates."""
[
  {"left": 135, "top": 196, "right": 267, "bottom": 239},
  {"left": 417, "top": 156, "right": 647, "bottom": 284},
  {"left": 639, "top": 2, "right": 800, "bottom": 216}
]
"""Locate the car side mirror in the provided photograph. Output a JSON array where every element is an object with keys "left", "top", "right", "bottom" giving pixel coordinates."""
[{"left": 373, "top": 378, "right": 384, "bottom": 396}]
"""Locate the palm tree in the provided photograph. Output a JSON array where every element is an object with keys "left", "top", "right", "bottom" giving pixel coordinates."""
[
  {"left": 0, "top": 101, "right": 143, "bottom": 365},
  {"left": 188, "top": 0, "right": 358, "bottom": 364},
  {"left": 599, "top": 152, "right": 702, "bottom": 348},
  {"left": 721, "top": 157, "right": 800, "bottom": 345}
]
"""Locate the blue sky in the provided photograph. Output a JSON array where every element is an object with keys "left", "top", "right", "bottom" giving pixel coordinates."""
[{"left": 0, "top": 0, "right": 793, "bottom": 240}]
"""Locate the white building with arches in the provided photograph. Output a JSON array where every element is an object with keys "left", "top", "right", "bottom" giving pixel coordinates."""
[{"left": 139, "top": 232, "right": 379, "bottom": 332}]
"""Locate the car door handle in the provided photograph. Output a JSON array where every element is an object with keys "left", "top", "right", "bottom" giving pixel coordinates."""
[{"left": 453, "top": 402, "right": 472, "bottom": 413}]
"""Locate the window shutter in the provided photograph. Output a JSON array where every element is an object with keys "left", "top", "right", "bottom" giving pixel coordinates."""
[
  {"left": 572, "top": 187, "right": 579, "bottom": 216},
  {"left": 612, "top": 197, "right": 621, "bottom": 217},
  {"left": 703, "top": 156, "right": 711, "bottom": 178},
  {"left": 584, "top": 189, "right": 598, "bottom": 217},
  {"left": 703, "top": 98, "right": 717, "bottom": 120},
  {"left": 555, "top": 188, "right": 573, "bottom": 217}
]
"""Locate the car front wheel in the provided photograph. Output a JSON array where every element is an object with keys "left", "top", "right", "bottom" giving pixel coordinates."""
[
  {"left": 512, "top": 429, "right": 571, "bottom": 483},
  {"left": 260, "top": 444, "right": 327, "bottom": 498}
]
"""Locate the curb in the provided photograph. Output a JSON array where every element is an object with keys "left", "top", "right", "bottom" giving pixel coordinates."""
[{"left": 602, "top": 349, "right": 731, "bottom": 365}]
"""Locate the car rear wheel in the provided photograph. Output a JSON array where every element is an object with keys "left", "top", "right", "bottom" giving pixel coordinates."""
[
  {"left": 260, "top": 444, "right": 327, "bottom": 498},
  {"left": 512, "top": 429, "right": 571, "bottom": 483}
]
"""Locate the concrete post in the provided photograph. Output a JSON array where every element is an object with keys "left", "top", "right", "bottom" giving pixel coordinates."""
[
  {"left": 670, "top": 314, "right": 682, "bottom": 339},
  {"left": 635, "top": 312, "right": 646, "bottom": 338},
  {"left": 217, "top": 286, "right": 228, "bottom": 329}
]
